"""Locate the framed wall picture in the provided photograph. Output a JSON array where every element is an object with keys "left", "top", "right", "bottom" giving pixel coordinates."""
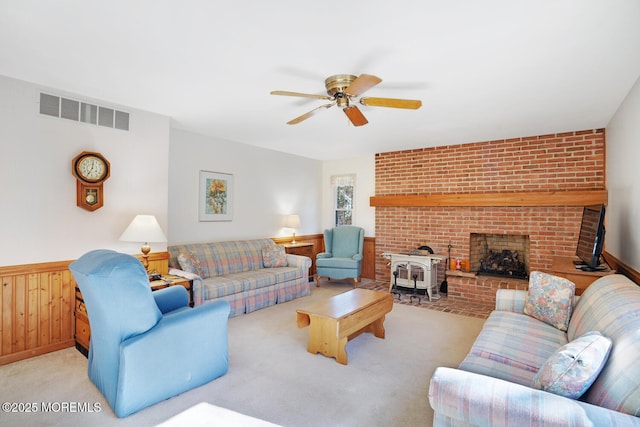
[{"left": 199, "top": 171, "right": 233, "bottom": 221}]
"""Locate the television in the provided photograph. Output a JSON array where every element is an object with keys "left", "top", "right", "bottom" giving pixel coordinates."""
[{"left": 575, "top": 204, "right": 606, "bottom": 271}]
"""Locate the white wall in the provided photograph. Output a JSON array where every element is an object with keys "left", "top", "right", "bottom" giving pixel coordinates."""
[
  {"left": 7, "top": 69, "right": 634, "bottom": 269},
  {"left": 0, "top": 74, "right": 327, "bottom": 267},
  {"left": 321, "top": 156, "right": 376, "bottom": 237},
  {"left": 605, "top": 75, "right": 640, "bottom": 271},
  {"left": 0, "top": 75, "right": 171, "bottom": 265},
  {"left": 168, "top": 129, "right": 322, "bottom": 244}
]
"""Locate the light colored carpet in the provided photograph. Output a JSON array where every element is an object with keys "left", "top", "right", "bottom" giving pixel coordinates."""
[{"left": 0, "top": 282, "right": 484, "bottom": 427}]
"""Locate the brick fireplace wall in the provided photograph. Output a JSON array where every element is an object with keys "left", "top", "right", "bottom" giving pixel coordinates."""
[{"left": 373, "top": 129, "right": 606, "bottom": 302}]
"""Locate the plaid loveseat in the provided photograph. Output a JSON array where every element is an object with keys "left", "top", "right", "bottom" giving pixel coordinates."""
[
  {"left": 429, "top": 273, "right": 640, "bottom": 426},
  {"left": 168, "top": 239, "right": 311, "bottom": 317}
]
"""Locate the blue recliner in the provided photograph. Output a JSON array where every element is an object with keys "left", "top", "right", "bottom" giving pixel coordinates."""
[
  {"left": 315, "top": 226, "right": 365, "bottom": 288},
  {"left": 69, "top": 249, "right": 230, "bottom": 418}
]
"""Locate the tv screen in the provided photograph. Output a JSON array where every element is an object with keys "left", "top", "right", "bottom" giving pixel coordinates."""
[{"left": 575, "top": 204, "right": 606, "bottom": 270}]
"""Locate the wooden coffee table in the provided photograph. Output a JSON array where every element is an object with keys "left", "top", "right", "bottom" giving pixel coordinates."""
[{"left": 296, "top": 288, "right": 393, "bottom": 365}]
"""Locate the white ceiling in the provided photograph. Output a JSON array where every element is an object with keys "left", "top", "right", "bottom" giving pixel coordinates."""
[{"left": 2, "top": 0, "right": 639, "bottom": 160}]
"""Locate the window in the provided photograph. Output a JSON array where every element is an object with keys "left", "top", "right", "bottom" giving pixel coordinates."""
[{"left": 331, "top": 174, "right": 355, "bottom": 227}]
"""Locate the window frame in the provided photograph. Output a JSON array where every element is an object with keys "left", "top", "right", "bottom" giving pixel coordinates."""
[{"left": 331, "top": 174, "right": 355, "bottom": 227}]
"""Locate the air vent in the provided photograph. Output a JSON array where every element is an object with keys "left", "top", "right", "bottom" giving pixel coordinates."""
[{"left": 39, "top": 92, "right": 130, "bottom": 131}]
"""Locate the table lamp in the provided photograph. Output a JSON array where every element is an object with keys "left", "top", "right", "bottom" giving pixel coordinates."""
[
  {"left": 119, "top": 214, "right": 167, "bottom": 271},
  {"left": 284, "top": 214, "right": 301, "bottom": 244}
]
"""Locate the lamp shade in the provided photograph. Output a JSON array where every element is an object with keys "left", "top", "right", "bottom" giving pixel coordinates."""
[
  {"left": 119, "top": 215, "right": 167, "bottom": 244},
  {"left": 284, "top": 214, "right": 301, "bottom": 229}
]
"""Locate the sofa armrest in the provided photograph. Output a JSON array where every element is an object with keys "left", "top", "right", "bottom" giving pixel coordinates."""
[
  {"left": 285, "top": 254, "right": 312, "bottom": 272},
  {"left": 429, "top": 367, "right": 640, "bottom": 426},
  {"left": 495, "top": 288, "right": 527, "bottom": 312}
]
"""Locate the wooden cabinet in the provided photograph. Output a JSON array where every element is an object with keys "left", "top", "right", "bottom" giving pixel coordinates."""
[
  {"left": 362, "top": 237, "right": 375, "bottom": 280},
  {"left": 149, "top": 274, "right": 194, "bottom": 307},
  {"left": 74, "top": 274, "right": 193, "bottom": 356},
  {"left": 549, "top": 256, "right": 615, "bottom": 295},
  {"left": 284, "top": 242, "right": 315, "bottom": 280},
  {"left": 74, "top": 287, "right": 91, "bottom": 356}
]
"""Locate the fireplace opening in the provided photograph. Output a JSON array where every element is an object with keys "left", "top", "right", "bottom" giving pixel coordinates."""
[{"left": 470, "top": 233, "right": 529, "bottom": 279}]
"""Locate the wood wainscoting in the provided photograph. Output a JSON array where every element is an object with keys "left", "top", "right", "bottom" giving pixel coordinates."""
[
  {"left": 0, "top": 252, "right": 169, "bottom": 366},
  {"left": 0, "top": 260, "right": 75, "bottom": 366}
]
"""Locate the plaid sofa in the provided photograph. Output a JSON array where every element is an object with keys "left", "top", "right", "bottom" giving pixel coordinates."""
[
  {"left": 168, "top": 239, "right": 311, "bottom": 317},
  {"left": 429, "top": 274, "right": 640, "bottom": 426}
]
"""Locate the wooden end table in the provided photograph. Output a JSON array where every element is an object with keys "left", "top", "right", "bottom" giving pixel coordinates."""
[
  {"left": 150, "top": 274, "right": 194, "bottom": 307},
  {"left": 284, "top": 241, "right": 315, "bottom": 281},
  {"left": 549, "top": 256, "right": 615, "bottom": 295},
  {"left": 296, "top": 288, "right": 393, "bottom": 365}
]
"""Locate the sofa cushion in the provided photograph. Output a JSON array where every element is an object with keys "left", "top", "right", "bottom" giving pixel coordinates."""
[
  {"left": 532, "top": 331, "right": 612, "bottom": 399},
  {"left": 215, "top": 239, "right": 274, "bottom": 275},
  {"left": 259, "top": 266, "right": 303, "bottom": 283},
  {"left": 177, "top": 251, "right": 205, "bottom": 277},
  {"left": 201, "top": 267, "right": 302, "bottom": 298},
  {"left": 226, "top": 270, "right": 278, "bottom": 292},
  {"left": 459, "top": 310, "right": 568, "bottom": 386},
  {"left": 262, "top": 245, "right": 288, "bottom": 268},
  {"left": 202, "top": 276, "right": 245, "bottom": 299},
  {"left": 316, "top": 257, "right": 359, "bottom": 269},
  {"left": 524, "top": 271, "right": 575, "bottom": 331}
]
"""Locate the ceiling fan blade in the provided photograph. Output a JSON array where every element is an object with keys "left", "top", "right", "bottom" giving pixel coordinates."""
[
  {"left": 286, "top": 103, "right": 334, "bottom": 125},
  {"left": 359, "top": 97, "right": 422, "bottom": 109},
  {"left": 344, "top": 74, "right": 382, "bottom": 97},
  {"left": 343, "top": 105, "right": 368, "bottom": 126},
  {"left": 271, "top": 90, "right": 332, "bottom": 100}
]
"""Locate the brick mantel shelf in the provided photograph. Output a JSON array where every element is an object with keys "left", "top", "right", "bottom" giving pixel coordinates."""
[{"left": 370, "top": 189, "right": 608, "bottom": 208}]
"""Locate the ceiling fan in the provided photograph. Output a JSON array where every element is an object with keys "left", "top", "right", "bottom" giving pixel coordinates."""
[{"left": 270, "top": 74, "right": 422, "bottom": 126}]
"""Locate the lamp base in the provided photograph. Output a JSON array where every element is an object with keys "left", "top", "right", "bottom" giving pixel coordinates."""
[{"left": 141, "top": 244, "right": 151, "bottom": 271}]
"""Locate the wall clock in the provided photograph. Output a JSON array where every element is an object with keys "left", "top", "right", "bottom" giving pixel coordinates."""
[{"left": 71, "top": 151, "right": 110, "bottom": 211}]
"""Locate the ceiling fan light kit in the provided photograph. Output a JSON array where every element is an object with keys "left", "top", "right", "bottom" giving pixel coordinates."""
[{"left": 271, "top": 73, "right": 421, "bottom": 127}]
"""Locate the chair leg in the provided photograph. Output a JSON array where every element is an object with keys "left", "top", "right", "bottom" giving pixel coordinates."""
[
  {"left": 316, "top": 276, "right": 321, "bottom": 287},
  {"left": 353, "top": 277, "right": 359, "bottom": 288}
]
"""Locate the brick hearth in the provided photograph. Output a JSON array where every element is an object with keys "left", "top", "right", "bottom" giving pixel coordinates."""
[
  {"left": 372, "top": 129, "right": 606, "bottom": 307},
  {"left": 445, "top": 270, "right": 528, "bottom": 305}
]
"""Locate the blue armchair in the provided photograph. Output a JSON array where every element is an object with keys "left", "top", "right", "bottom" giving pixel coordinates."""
[
  {"left": 69, "top": 249, "right": 230, "bottom": 418},
  {"left": 316, "top": 226, "right": 364, "bottom": 288}
]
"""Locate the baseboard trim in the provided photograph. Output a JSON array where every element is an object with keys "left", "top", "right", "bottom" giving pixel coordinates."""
[{"left": 0, "top": 340, "right": 75, "bottom": 366}]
